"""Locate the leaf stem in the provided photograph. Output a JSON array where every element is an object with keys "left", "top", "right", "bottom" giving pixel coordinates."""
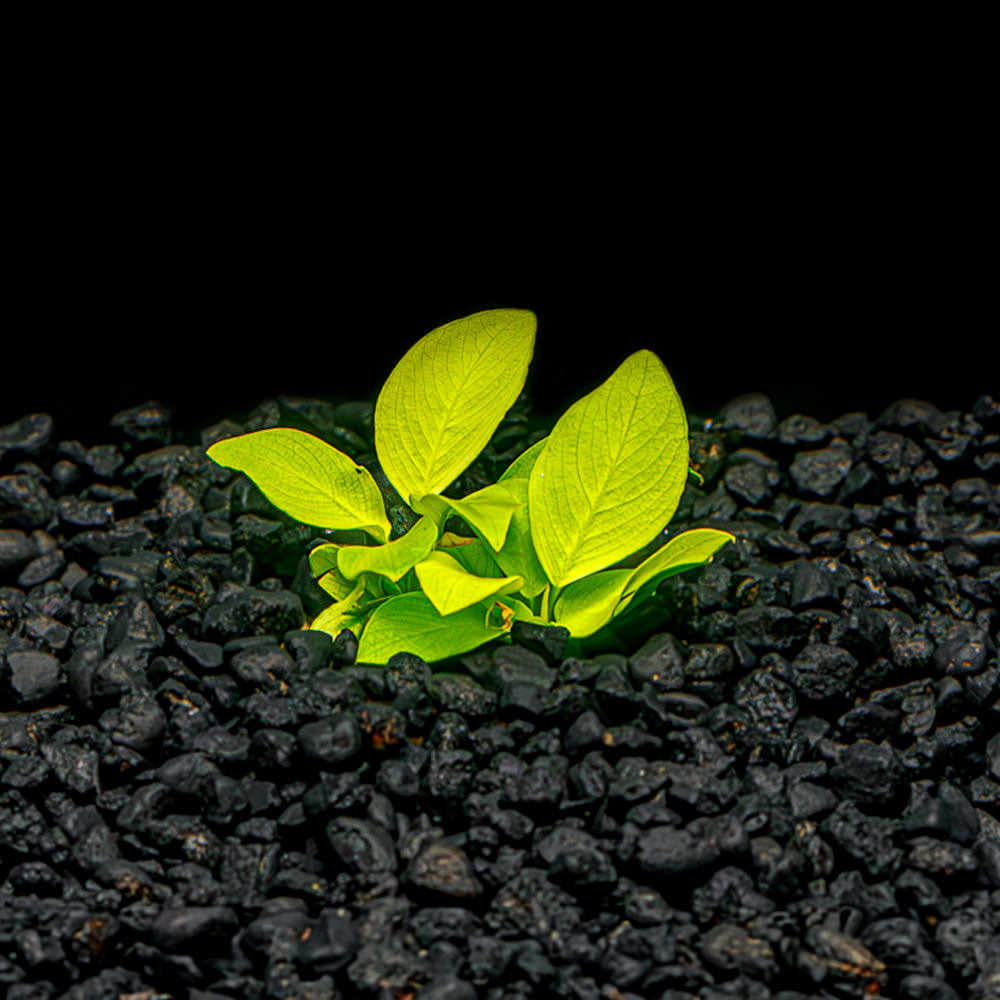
[
  {"left": 549, "top": 584, "right": 562, "bottom": 622},
  {"left": 540, "top": 583, "right": 563, "bottom": 622}
]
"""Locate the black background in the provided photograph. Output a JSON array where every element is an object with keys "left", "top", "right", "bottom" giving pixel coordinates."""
[
  {"left": 3, "top": 77, "right": 991, "bottom": 446},
  {"left": 4, "top": 211, "right": 987, "bottom": 445}
]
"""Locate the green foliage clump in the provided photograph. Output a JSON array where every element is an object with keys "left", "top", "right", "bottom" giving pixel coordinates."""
[{"left": 207, "top": 309, "right": 733, "bottom": 664}]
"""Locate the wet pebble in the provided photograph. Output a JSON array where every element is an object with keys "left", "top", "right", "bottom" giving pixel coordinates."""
[
  {"left": 403, "top": 840, "right": 483, "bottom": 900},
  {"left": 150, "top": 904, "right": 238, "bottom": 954},
  {"left": 294, "top": 906, "right": 358, "bottom": 975},
  {"left": 0, "top": 528, "right": 37, "bottom": 573},
  {"left": 2, "top": 650, "right": 63, "bottom": 706}
]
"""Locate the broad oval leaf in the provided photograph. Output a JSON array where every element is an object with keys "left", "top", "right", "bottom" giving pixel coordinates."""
[
  {"left": 413, "top": 481, "right": 522, "bottom": 551},
  {"left": 615, "top": 526, "right": 734, "bottom": 615},
  {"left": 552, "top": 568, "right": 632, "bottom": 637},
  {"left": 415, "top": 550, "right": 523, "bottom": 617},
  {"left": 207, "top": 428, "right": 391, "bottom": 542},
  {"left": 489, "top": 477, "right": 548, "bottom": 597},
  {"left": 528, "top": 350, "right": 688, "bottom": 587},
  {"left": 375, "top": 309, "right": 536, "bottom": 504},
  {"left": 551, "top": 527, "right": 733, "bottom": 636},
  {"left": 336, "top": 515, "right": 439, "bottom": 583},
  {"left": 356, "top": 592, "right": 506, "bottom": 665},
  {"left": 311, "top": 602, "right": 366, "bottom": 639}
]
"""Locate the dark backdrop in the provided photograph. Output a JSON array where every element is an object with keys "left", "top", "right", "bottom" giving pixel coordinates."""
[
  {"left": 4, "top": 52, "right": 990, "bottom": 448},
  {"left": 3, "top": 181, "right": 989, "bottom": 444}
]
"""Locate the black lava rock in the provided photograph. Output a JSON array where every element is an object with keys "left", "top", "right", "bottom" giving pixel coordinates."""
[{"left": 0, "top": 392, "right": 997, "bottom": 999}]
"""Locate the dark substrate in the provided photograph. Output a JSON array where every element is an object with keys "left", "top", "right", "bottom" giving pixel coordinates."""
[{"left": 0, "top": 390, "right": 998, "bottom": 1000}]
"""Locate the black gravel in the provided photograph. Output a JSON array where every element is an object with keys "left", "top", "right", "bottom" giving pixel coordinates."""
[{"left": 1, "top": 389, "right": 998, "bottom": 1000}]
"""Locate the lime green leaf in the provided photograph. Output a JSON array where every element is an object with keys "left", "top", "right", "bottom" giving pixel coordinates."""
[
  {"left": 438, "top": 535, "right": 505, "bottom": 578},
  {"left": 308, "top": 543, "right": 341, "bottom": 577},
  {"left": 375, "top": 309, "right": 536, "bottom": 504},
  {"left": 615, "top": 526, "right": 734, "bottom": 615},
  {"left": 311, "top": 602, "right": 361, "bottom": 638},
  {"left": 207, "top": 428, "right": 391, "bottom": 542},
  {"left": 552, "top": 569, "right": 632, "bottom": 637},
  {"left": 549, "top": 529, "right": 732, "bottom": 643},
  {"left": 528, "top": 350, "right": 688, "bottom": 587},
  {"left": 317, "top": 570, "right": 353, "bottom": 601},
  {"left": 356, "top": 592, "right": 506, "bottom": 665},
  {"left": 413, "top": 481, "right": 522, "bottom": 551},
  {"left": 337, "top": 515, "right": 439, "bottom": 583},
  {"left": 415, "top": 550, "right": 524, "bottom": 616},
  {"left": 624, "top": 526, "right": 734, "bottom": 596},
  {"left": 310, "top": 578, "right": 368, "bottom": 638},
  {"left": 408, "top": 491, "right": 450, "bottom": 527},
  {"left": 498, "top": 436, "right": 548, "bottom": 482},
  {"left": 311, "top": 543, "right": 374, "bottom": 601},
  {"left": 346, "top": 575, "right": 402, "bottom": 601},
  {"left": 486, "top": 444, "right": 550, "bottom": 591},
  {"left": 374, "top": 576, "right": 404, "bottom": 599},
  {"left": 489, "top": 477, "right": 549, "bottom": 597}
]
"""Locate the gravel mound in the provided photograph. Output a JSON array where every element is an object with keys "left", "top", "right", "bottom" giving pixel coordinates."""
[{"left": 1, "top": 390, "right": 998, "bottom": 1000}]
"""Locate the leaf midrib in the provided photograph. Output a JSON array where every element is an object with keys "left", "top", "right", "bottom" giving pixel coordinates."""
[
  {"left": 424, "top": 336, "right": 504, "bottom": 486},
  {"left": 557, "top": 369, "right": 646, "bottom": 575}
]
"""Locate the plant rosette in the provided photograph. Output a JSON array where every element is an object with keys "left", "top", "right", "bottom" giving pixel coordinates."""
[{"left": 206, "top": 309, "right": 734, "bottom": 665}]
